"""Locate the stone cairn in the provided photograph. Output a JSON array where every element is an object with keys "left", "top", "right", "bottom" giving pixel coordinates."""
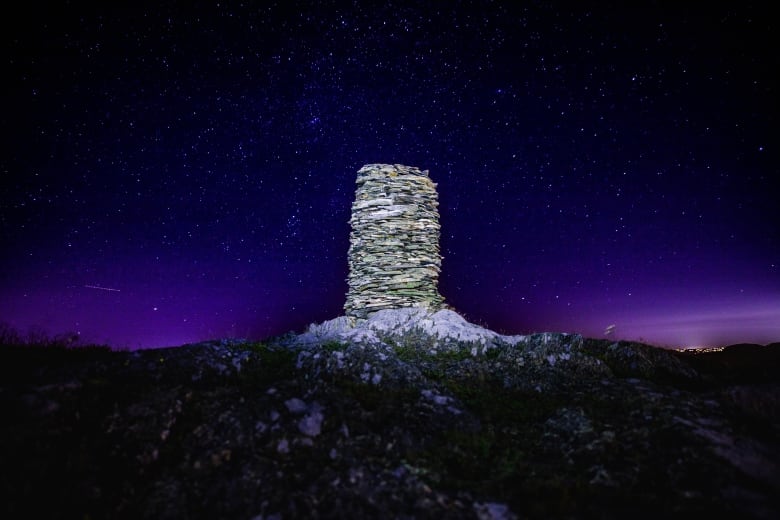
[{"left": 344, "top": 164, "right": 445, "bottom": 319}]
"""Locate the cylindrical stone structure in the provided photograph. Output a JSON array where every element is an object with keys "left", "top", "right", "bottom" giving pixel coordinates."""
[{"left": 344, "top": 163, "right": 445, "bottom": 319}]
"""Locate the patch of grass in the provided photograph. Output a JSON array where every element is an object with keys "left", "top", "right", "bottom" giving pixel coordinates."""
[
  {"left": 436, "top": 348, "right": 473, "bottom": 362},
  {"left": 0, "top": 322, "right": 111, "bottom": 352},
  {"left": 419, "top": 362, "right": 446, "bottom": 382},
  {"left": 236, "top": 343, "right": 297, "bottom": 389},
  {"left": 484, "top": 346, "right": 502, "bottom": 360},
  {"left": 409, "top": 376, "right": 581, "bottom": 513},
  {"left": 446, "top": 377, "right": 563, "bottom": 423},
  {"left": 335, "top": 379, "right": 419, "bottom": 412},
  {"left": 391, "top": 341, "right": 473, "bottom": 364},
  {"left": 320, "top": 340, "right": 349, "bottom": 352},
  {"left": 392, "top": 343, "right": 420, "bottom": 363},
  {"left": 433, "top": 427, "right": 525, "bottom": 484}
]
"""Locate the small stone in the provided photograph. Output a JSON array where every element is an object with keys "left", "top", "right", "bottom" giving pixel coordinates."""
[
  {"left": 298, "top": 410, "right": 324, "bottom": 437},
  {"left": 421, "top": 389, "right": 452, "bottom": 406},
  {"left": 474, "top": 501, "right": 516, "bottom": 520},
  {"left": 284, "top": 398, "right": 308, "bottom": 414}
]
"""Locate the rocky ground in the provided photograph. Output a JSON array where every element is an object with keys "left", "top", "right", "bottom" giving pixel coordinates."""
[{"left": 1, "top": 309, "right": 778, "bottom": 519}]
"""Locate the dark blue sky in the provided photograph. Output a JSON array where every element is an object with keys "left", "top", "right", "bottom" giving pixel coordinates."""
[{"left": 2, "top": 1, "right": 778, "bottom": 348}]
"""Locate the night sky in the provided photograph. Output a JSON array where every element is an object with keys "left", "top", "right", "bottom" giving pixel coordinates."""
[{"left": 2, "top": 1, "right": 778, "bottom": 349}]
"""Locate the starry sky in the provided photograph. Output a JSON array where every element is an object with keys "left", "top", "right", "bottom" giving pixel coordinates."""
[{"left": 2, "top": 1, "right": 778, "bottom": 349}]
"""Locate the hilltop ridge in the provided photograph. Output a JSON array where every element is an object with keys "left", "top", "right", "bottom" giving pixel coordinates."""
[{"left": 1, "top": 309, "right": 778, "bottom": 519}]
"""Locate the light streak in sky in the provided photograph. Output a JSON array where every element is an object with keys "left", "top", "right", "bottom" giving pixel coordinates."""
[{"left": 84, "top": 284, "right": 121, "bottom": 292}]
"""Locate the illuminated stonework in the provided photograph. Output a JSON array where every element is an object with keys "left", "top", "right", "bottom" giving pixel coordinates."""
[{"left": 344, "top": 164, "right": 444, "bottom": 319}]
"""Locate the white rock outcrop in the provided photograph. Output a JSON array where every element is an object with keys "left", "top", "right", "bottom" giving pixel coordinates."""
[{"left": 296, "top": 308, "right": 527, "bottom": 349}]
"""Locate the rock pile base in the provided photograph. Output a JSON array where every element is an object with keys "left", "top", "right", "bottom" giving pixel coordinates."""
[{"left": 344, "top": 164, "right": 444, "bottom": 319}]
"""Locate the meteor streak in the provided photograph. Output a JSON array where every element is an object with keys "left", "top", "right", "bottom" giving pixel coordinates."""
[{"left": 84, "top": 284, "right": 121, "bottom": 292}]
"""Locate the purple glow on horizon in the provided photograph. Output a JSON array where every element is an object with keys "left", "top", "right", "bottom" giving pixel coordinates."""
[
  {"left": 1, "top": 3, "right": 778, "bottom": 349},
  {"left": 2, "top": 256, "right": 777, "bottom": 349}
]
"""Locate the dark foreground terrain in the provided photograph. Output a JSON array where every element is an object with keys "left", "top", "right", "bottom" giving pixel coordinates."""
[{"left": 1, "top": 326, "right": 778, "bottom": 519}]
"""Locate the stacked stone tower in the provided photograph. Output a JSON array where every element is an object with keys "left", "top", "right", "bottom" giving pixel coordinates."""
[{"left": 344, "top": 164, "right": 445, "bottom": 319}]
